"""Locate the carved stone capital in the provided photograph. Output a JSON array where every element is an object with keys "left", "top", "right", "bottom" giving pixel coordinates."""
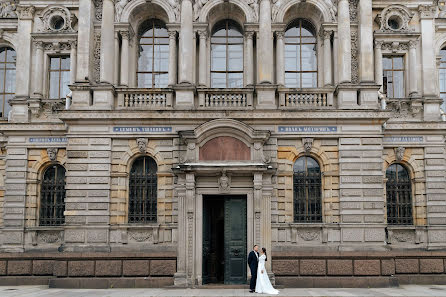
[
  {"left": 16, "top": 5, "right": 35, "bottom": 20},
  {"left": 275, "top": 31, "right": 284, "bottom": 39},
  {"left": 408, "top": 39, "right": 418, "bottom": 49},
  {"left": 322, "top": 30, "right": 332, "bottom": 40},
  {"left": 245, "top": 31, "right": 255, "bottom": 39},
  {"left": 197, "top": 30, "right": 208, "bottom": 39},
  {"left": 168, "top": 30, "right": 177, "bottom": 39},
  {"left": 120, "top": 30, "right": 130, "bottom": 40},
  {"left": 34, "top": 41, "right": 44, "bottom": 49},
  {"left": 374, "top": 39, "right": 384, "bottom": 49},
  {"left": 418, "top": 4, "right": 436, "bottom": 19}
]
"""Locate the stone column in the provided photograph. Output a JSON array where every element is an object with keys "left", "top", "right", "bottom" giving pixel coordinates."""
[
  {"left": 323, "top": 30, "right": 332, "bottom": 86},
  {"left": 120, "top": 31, "right": 130, "bottom": 87},
  {"left": 32, "top": 41, "right": 44, "bottom": 96},
  {"left": 337, "top": 0, "right": 351, "bottom": 83},
  {"left": 245, "top": 31, "right": 254, "bottom": 86},
  {"left": 198, "top": 30, "right": 207, "bottom": 86},
  {"left": 168, "top": 30, "right": 177, "bottom": 86},
  {"left": 76, "top": 0, "right": 94, "bottom": 82},
  {"left": 276, "top": 31, "right": 285, "bottom": 86},
  {"left": 69, "top": 40, "right": 77, "bottom": 84},
  {"left": 99, "top": 0, "right": 115, "bottom": 84},
  {"left": 258, "top": 0, "right": 273, "bottom": 83},
  {"left": 179, "top": 0, "right": 193, "bottom": 84},
  {"left": 374, "top": 40, "right": 383, "bottom": 92},
  {"left": 358, "top": 0, "right": 374, "bottom": 82},
  {"left": 409, "top": 40, "right": 418, "bottom": 97},
  {"left": 333, "top": 31, "right": 339, "bottom": 85},
  {"left": 114, "top": 32, "right": 120, "bottom": 85}
]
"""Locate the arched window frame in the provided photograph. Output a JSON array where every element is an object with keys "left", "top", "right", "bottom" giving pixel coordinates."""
[
  {"left": 293, "top": 155, "right": 323, "bottom": 223},
  {"left": 38, "top": 163, "right": 66, "bottom": 227},
  {"left": 136, "top": 19, "right": 169, "bottom": 89},
  {"left": 128, "top": 155, "right": 158, "bottom": 224},
  {"left": 0, "top": 46, "right": 15, "bottom": 119},
  {"left": 284, "top": 19, "right": 318, "bottom": 89},
  {"left": 385, "top": 162, "right": 414, "bottom": 226},
  {"left": 210, "top": 19, "right": 244, "bottom": 88}
]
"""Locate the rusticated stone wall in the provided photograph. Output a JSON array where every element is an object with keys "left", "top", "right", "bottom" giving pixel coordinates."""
[{"left": 0, "top": 148, "right": 6, "bottom": 228}]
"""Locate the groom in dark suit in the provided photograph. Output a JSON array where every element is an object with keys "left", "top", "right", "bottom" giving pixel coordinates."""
[{"left": 247, "top": 244, "right": 259, "bottom": 293}]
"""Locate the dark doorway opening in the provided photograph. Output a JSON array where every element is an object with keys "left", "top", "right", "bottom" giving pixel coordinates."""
[{"left": 203, "top": 195, "right": 247, "bottom": 285}]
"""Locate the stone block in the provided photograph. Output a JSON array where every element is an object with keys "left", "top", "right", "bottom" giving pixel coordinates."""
[
  {"left": 68, "top": 261, "right": 95, "bottom": 277},
  {"left": 327, "top": 260, "right": 353, "bottom": 276},
  {"left": 272, "top": 260, "right": 299, "bottom": 276},
  {"left": 150, "top": 260, "right": 176, "bottom": 276},
  {"left": 381, "top": 259, "right": 395, "bottom": 276},
  {"left": 53, "top": 261, "right": 67, "bottom": 277},
  {"left": 86, "top": 229, "right": 107, "bottom": 243},
  {"left": 123, "top": 260, "right": 149, "bottom": 276},
  {"left": 420, "top": 259, "right": 444, "bottom": 274},
  {"left": 0, "top": 261, "right": 6, "bottom": 275},
  {"left": 95, "top": 260, "right": 122, "bottom": 276},
  {"left": 354, "top": 260, "right": 380, "bottom": 276},
  {"left": 7, "top": 260, "right": 32, "bottom": 275},
  {"left": 300, "top": 260, "right": 326, "bottom": 276},
  {"left": 32, "top": 260, "right": 54, "bottom": 275},
  {"left": 395, "top": 259, "right": 419, "bottom": 274},
  {"left": 64, "top": 229, "right": 85, "bottom": 243}
]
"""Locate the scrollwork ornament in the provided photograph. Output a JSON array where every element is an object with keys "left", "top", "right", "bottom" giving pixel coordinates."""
[
  {"left": 298, "top": 230, "right": 320, "bottom": 241},
  {"left": 128, "top": 231, "right": 152, "bottom": 242}
]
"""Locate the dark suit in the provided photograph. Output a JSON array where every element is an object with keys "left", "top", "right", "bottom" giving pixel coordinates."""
[{"left": 248, "top": 250, "right": 259, "bottom": 291}]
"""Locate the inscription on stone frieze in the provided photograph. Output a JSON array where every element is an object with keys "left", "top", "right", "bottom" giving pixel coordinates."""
[
  {"left": 383, "top": 136, "right": 424, "bottom": 143},
  {"left": 29, "top": 137, "right": 67, "bottom": 143},
  {"left": 113, "top": 127, "right": 173, "bottom": 133},
  {"left": 278, "top": 126, "right": 337, "bottom": 133}
]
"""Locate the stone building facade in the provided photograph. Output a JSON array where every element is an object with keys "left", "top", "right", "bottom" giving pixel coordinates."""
[{"left": 0, "top": 0, "right": 445, "bottom": 288}]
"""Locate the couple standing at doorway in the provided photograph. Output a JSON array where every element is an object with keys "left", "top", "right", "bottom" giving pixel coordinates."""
[{"left": 248, "top": 245, "right": 279, "bottom": 294}]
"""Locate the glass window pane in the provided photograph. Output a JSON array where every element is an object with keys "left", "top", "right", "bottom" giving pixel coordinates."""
[
  {"left": 5, "top": 69, "right": 15, "bottom": 93},
  {"left": 138, "top": 73, "right": 152, "bottom": 88},
  {"left": 138, "top": 45, "right": 153, "bottom": 72},
  {"left": 49, "top": 72, "right": 59, "bottom": 99},
  {"left": 228, "top": 44, "right": 243, "bottom": 71},
  {"left": 441, "top": 93, "right": 446, "bottom": 111},
  {"left": 211, "top": 72, "right": 226, "bottom": 88},
  {"left": 285, "top": 44, "right": 299, "bottom": 71},
  {"left": 0, "top": 48, "right": 5, "bottom": 62},
  {"left": 383, "top": 57, "right": 392, "bottom": 70},
  {"left": 50, "top": 58, "right": 60, "bottom": 70},
  {"left": 211, "top": 44, "right": 226, "bottom": 71},
  {"left": 6, "top": 49, "right": 15, "bottom": 63},
  {"left": 285, "top": 26, "right": 299, "bottom": 37},
  {"left": 156, "top": 27, "right": 168, "bottom": 37},
  {"left": 440, "top": 69, "right": 446, "bottom": 92},
  {"left": 61, "top": 57, "right": 70, "bottom": 70},
  {"left": 60, "top": 71, "right": 70, "bottom": 98},
  {"left": 0, "top": 70, "right": 4, "bottom": 93},
  {"left": 293, "top": 157, "right": 305, "bottom": 172},
  {"left": 302, "top": 72, "right": 317, "bottom": 88},
  {"left": 393, "top": 57, "right": 403, "bottom": 69},
  {"left": 393, "top": 70, "right": 404, "bottom": 98},
  {"left": 153, "top": 44, "right": 169, "bottom": 71},
  {"left": 228, "top": 72, "right": 243, "bottom": 88},
  {"left": 301, "top": 44, "right": 317, "bottom": 71},
  {"left": 285, "top": 72, "right": 299, "bottom": 88},
  {"left": 154, "top": 73, "right": 168, "bottom": 88},
  {"left": 3, "top": 94, "right": 12, "bottom": 117}
]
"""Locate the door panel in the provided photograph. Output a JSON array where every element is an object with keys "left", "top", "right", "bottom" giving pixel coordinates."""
[{"left": 224, "top": 197, "right": 247, "bottom": 284}]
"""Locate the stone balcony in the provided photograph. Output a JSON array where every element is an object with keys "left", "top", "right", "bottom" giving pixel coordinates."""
[
  {"left": 115, "top": 88, "right": 174, "bottom": 110},
  {"left": 278, "top": 87, "right": 335, "bottom": 109}
]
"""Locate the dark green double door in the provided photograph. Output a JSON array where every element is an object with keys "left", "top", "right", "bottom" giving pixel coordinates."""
[{"left": 203, "top": 195, "right": 247, "bottom": 284}]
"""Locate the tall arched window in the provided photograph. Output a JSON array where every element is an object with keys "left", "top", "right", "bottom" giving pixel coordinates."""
[
  {"left": 285, "top": 19, "right": 317, "bottom": 88},
  {"left": 293, "top": 156, "right": 322, "bottom": 222},
  {"left": 386, "top": 163, "right": 413, "bottom": 225},
  {"left": 211, "top": 20, "right": 243, "bottom": 88},
  {"left": 0, "top": 47, "right": 16, "bottom": 118},
  {"left": 129, "top": 156, "right": 157, "bottom": 223},
  {"left": 439, "top": 48, "right": 446, "bottom": 111},
  {"left": 137, "top": 19, "right": 169, "bottom": 88},
  {"left": 39, "top": 164, "right": 66, "bottom": 226}
]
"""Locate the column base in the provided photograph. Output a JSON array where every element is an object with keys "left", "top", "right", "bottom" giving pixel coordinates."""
[
  {"left": 174, "top": 83, "right": 195, "bottom": 109},
  {"left": 173, "top": 272, "right": 188, "bottom": 287},
  {"left": 336, "top": 84, "right": 358, "bottom": 109},
  {"left": 8, "top": 97, "right": 30, "bottom": 122},
  {"left": 358, "top": 83, "right": 380, "bottom": 109},
  {"left": 256, "top": 84, "right": 277, "bottom": 109},
  {"left": 70, "top": 82, "right": 93, "bottom": 109}
]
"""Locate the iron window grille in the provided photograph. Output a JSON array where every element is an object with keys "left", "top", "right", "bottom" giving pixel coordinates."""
[
  {"left": 137, "top": 19, "right": 169, "bottom": 88},
  {"left": 128, "top": 156, "right": 158, "bottom": 223},
  {"left": 386, "top": 163, "right": 413, "bottom": 225},
  {"left": 39, "top": 164, "right": 66, "bottom": 226},
  {"left": 0, "top": 47, "right": 15, "bottom": 118},
  {"left": 293, "top": 156, "right": 322, "bottom": 223}
]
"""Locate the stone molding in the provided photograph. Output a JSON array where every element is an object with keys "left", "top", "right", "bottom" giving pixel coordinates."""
[
  {"left": 39, "top": 6, "right": 77, "bottom": 33},
  {"left": 375, "top": 5, "right": 414, "bottom": 33},
  {"left": 16, "top": 5, "right": 35, "bottom": 20}
]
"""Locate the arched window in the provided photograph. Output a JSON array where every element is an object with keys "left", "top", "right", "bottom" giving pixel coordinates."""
[
  {"left": 439, "top": 48, "right": 446, "bottom": 111},
  {"left": 293, "top": 156, "right": 322, "bottom": 222},
  {"left": 137, "top": 19, "right": 169, "bottom": 88},
  {"left": 0, "top": 47, "right": 15, "bottom": 118},
  {"left": 211, "top": 20, "right": 243, "bottom": 88},
  {"left": 129, "top": 156, "right": 157, "bottom": 223},
  {"left": 285, "top": 19, "right": 317, "bottom": 88},
  {"left": 39, "top": 164, "right": 66, "bottom": 226},
  {"left": 386, "top": 163, "right": 413, "bottom": 225}
]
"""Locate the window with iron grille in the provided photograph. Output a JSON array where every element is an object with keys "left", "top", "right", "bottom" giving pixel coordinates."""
[
  {"left": 293, "top": 156, "right": 322, "bottom": 223},
  {"left": 137, "top": 19, "right": 169, "bottom": 88},
  {"left": 39, "top": 164, "right": 66, "bottom": 226},
  {"left": 211, "top": 19, "right": 244, "bottom": 88},
  {"left": 129, "top": 156, "right": 157, "bottom": 223},
  {"left": 0, "top": 47, "right": 15, "bottom": 118},
  {"left": 284, "top": 19, "right": 317, "bottom": 88},
  {"left": 386, "top": 163, "right": 413, "bottom": 225}
]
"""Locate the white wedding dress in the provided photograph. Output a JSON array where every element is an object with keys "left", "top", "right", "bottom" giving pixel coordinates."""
[{"left": 255, "top": 254, "right": 279, "bottom": 295}]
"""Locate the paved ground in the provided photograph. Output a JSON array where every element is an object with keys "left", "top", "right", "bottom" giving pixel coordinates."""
[{"left": 0, "top": 285, "right": 446, "bottom": 297}]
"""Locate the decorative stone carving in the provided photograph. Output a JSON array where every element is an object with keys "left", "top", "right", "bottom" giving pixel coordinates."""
[
  {"left": 136, "top": 138, "right": 148, "bottom": 153},
  {"left": 247, "top": 0, "right": 259, "bottom": 22},
  {"left": 37, "top": 232, "right": 60, "bottom": 244},
  {"left": 349, "top": 0, "right": 358, "bottom": 22},
  {"left": 93, "top": 0, "right": 102, "bottom": 21},
  {"left": 16, "top": 5, "right": 35, "bottom": 19},
  {"left": 324, "top": 0, "right": 337, "bottom": 21},
  {"left": 381, "top": 41, "right": 409, "bottom": 52},
  {"left": 0, "top": 0, "right": 17, "bottom": 18},
  {"left": 114, "top": 0, "right": 128, "bottom": 22},
  {"left": 218, "top": 170, "right": 231, "bottom": 193},
  {"left": 43, "top": 42, "right": 72, "bottom": 52},
  {"left": 47, "top": 148, "right": 58, "bottom": 161},
  {"left": 386, "top": 98, "right": 423, "bottom": 118},
  {"left": 93, "top": 32, "right": 101, "bottom": 83},
  {"left": 298, "top": 230, "right": 320, "bottom": 241},
  {"left": 128, "top": 230, "right": 152, "bottom": 242},
  {"left": 375, "top": 5, "right": 414, "bottom": 33},
  {"left": 391, "top": 230, "right": 413, "bottom": 242},
  {"left": 40, "top": 6, "right": 77, "bottom": 33},
  {"left": 418, "top": 4, "right": 436, "bottom": 19},
  {"left": 167, "top": 0, "right": 180, "bottom": 22},
  {"left": 193, "top": 0, "right": 208, "bottom": 21},
  {"left": 302, "top": 138, "right": 313, "bottom": 153},
  {"left": 351, "top": 30, "right": 359, "bottom": 84},
  {"left": 271, "top": 0, "right": 282, "bottom": 22},
  {"left": 439, "top": 0, "right": 446, "bottom": 18},
  {"left": 395, "top": 146, "right": 405, "bottom": 161}
]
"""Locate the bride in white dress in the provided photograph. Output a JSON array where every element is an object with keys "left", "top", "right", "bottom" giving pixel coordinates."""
[{"left": 255, "top": 248, "right": 279, "bottom": 295}]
